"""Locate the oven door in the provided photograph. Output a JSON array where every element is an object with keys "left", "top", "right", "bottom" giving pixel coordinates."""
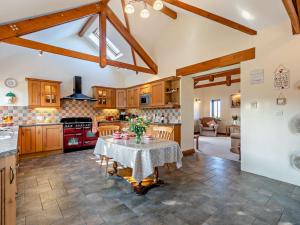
[
  {"left": 63, "top": 133, "right": 83, "bottom": 149},
  {"left": 82, "top": 128, "right": 98, "bottom": 147}
]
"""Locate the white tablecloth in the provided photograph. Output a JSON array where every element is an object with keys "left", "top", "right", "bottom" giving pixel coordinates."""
[{"left": 94, "top": 137, "right": 183, "bottom": 183}]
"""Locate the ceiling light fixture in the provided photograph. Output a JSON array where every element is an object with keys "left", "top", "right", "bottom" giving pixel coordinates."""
[
  {"left": 38, "top": 50, "right": 43, "bottom": 56},
  {"left": 241, "top": 10, "right": 254, "bottom": 21},
  {"left": 125, "top": 0, "right": 163, "bottom": 18}
]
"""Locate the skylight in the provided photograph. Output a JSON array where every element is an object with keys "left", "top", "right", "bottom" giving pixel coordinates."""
[{"left": 89, "top": 28, "right": 123, "bottom": 60}]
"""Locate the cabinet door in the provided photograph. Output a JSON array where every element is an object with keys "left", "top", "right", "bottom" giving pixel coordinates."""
[
  {"left": 20, "top": 127, "right": 36, "bottom": 154},
  {"left": 35, "top": 126, "right": 43, "bottom": 152},
  {"left": 0, "top": 157, "right": 5, "bottom": 225},
  {"left": 108, "top": 89, "right": 116, "bottom": 108},
  {"left": 140, "top": 85, "right": 151, "bottom": 95},
  {"left": 151, "top": 82, "right": 165, "bottom": 106},
  {"left": 132, "top": 88, "right": 140, "bottom": 108},
  {"left": 41, "top": 82, "right": 60, "bottom": 107},
  {"left": 28, "top": 80, "right": 41, "bottom": 107},
  {"left": 127, "top": 89, "right": 133, "bottom": 108},
  {"left": 42, "top": 125, "right": 63, "bottom": 151},
  {"left": 116, "top": 89, "right": 127, "bottom": 109},
  {"left": 4, "top": 155, "right": 16, "bottom": 225}
]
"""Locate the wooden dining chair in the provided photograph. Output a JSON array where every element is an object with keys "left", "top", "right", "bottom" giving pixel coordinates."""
[
  {"left": 97, "top": 125, "right": 120, "bottom": 176},
  {"left": 152, "top": 126, "right": 174, "bottom": 170},
  {"left": 152, "top": 126, "right": 174, "bottom": 140}
]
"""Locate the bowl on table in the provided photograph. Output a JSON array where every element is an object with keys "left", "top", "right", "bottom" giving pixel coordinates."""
[{"left": 113, "top": 131, "right": 122, "bottom": 139}]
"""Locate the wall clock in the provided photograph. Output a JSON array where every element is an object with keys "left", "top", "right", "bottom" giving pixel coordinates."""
[{"left": 4, "top": 78, "right": 17, "bottom": 88}]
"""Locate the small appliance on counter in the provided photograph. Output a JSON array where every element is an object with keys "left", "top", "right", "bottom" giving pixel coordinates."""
[
  {"left": 60, "top": 117, "right": 98, "bottom": 152},
  {"left": 119, "top": 111, "right": 128, "bottom": 121}
]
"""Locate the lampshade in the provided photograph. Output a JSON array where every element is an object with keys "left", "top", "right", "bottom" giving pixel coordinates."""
[
  {"left": 140, "top": 8, "right": 150, "bottom": 18},
  {"left": 153, "top": 0, "right": 164, "bottom": 11},
  {"left": 125, "top": 3, "right": 135, "bottom": 14}
]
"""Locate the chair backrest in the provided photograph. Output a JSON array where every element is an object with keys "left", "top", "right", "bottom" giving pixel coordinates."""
[
  {"left": 98, "top": 125, "right": 120, "bottom": 136},
  {"left": 152, "top": 126, "right": 174, "bottom": 140},
  {"left": 200, "top": 117, "right": 217, "bottom": 127}
]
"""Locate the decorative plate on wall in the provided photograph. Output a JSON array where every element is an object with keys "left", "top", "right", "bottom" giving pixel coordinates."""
[{"left": 4, "top": 78, "right": 17, "bottom": 88}]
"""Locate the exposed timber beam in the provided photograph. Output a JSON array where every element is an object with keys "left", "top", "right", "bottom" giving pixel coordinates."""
[
  {"left": 2, "top": 37, "right": 154, "bottom": 74},
  {"left": 100, "top": 3, "right": 107, "bottom": 68},
  {"left": 78, "top": 15, "right": 98, "bottom": 37},
  {"left": 0, "top": 3, "right": 101, "bottom": 41},
  {"left": 177, "top": 48, "right": 255, "bottom": 77},
  {"left": 163, "top": 0, "right": 257, "bottom": 35},
  {"left": 282, "top": 0, "right": 300, "bottom": 34},
  {"left": 106, "top": 6, "right": 158, "bottom": 74},
  {"left": 145, "top": 0, "right": 177, "bottom": 19},
  {"left": 121, "top": 0, "right": 138, "bottom": 74},
  {"left": 194, "top": 79, "right": 240, "bottom": 89},
  {"left": 193, "top": 68, "right": 240, "bottom": 83}
]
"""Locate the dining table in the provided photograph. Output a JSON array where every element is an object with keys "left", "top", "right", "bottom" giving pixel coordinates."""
[{"left": 94, "top": 136, "right": 183, "bottom": 195}]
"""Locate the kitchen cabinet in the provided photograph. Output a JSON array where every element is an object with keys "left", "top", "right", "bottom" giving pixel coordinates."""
[
  {"left": 0, "top": 154, "right": 16, "bottom": 225},
  {"left": 140, "top": 84, "right": 151, "bottom": 95},
  {"left": 116, "top": 89, "right": 127, "bottom": 109},
  {"left": 127, "top": 87, "right": 139, "bottom": 108},
  {"left": 19, "top": 125, "right": 63, "bottom": 155},
  {"left": 26, "top": 78, "right": 61, "bottom": 108},
  {"left": 20, "top": 126, "right": 36, "bottom": 155},
  {"left": 151, "top": 81, "right": 165, "bottom": 106},
  {"left": 42, "top": 125, "right": 63, "bottom": 151},
  {"left": 93, "top": 87, "right": 116, "bottom": 109}
]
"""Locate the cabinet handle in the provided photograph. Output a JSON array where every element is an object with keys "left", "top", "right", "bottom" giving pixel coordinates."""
[{"left": 9, "top": 166, "right": 15, "bottom": 184}]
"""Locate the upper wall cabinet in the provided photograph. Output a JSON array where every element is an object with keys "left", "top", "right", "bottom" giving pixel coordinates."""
[
  {"left": 26, "top": 78, "right": 61, "bottom": 108},
  {"left": 116, "top": 89, "right": 127, "bottom": 109},
  {"left": 92, "top": 86, "right": 116, "bottom": 109},
  {"left": 151, "top": 81, "right": 165, "bottom": 107}
]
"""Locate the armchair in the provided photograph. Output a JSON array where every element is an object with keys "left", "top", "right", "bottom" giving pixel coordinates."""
[{"left": 199, "top": 117, "right": 219, "bottom": 137}]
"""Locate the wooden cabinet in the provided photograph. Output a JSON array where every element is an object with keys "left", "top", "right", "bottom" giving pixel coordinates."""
[
  {"left": 26, "top": 78, "right": 61, "bottom": 108},
  {"left": 19, "top": 125, "right": 63, "bottom": 155},
  {"left": 116, "top": 89, "right": 127, "bottom": 109},
  {"left": 93, "top": 87, "right": 116, "bottom": 109},
  {"left": 42, "top": 125, "right": 63, "bottom": 151},
  {"left": 127, "top": 87, "right": 139, "bottom": 108},
  {"left": 140, "top": 84, "right": 151, "bottom": 95},
  {"left": 0, "top": 154, "right": 16, "bottom": 225},
  {"left": 20, "top": 126, "right": 36, "bottom": 155},
  {"left": 151, "top": 81, "right": 165, "bottom": 106}
]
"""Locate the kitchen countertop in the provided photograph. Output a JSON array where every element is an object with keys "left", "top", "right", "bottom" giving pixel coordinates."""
[
  {"left": 18, "top": 122, "right": 62, "bottom": 127},
  {"left": 0, "top": 126, "right": 18, "bottom": 158},
  {"left": 98, "top": 120, "right": 181, "bottom": 125}
]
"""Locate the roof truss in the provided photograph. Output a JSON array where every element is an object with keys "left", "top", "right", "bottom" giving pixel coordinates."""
[
  {"left": 283, "top": 0, "right": 300, "bottom": 34},
  {"left": 0, "top": 1, "right": 158, "bottom": 74}
]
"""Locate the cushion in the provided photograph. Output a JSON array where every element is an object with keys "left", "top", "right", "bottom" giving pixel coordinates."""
[
  {"left": 207, "top": 120, "right": 217, "bottom": 127},
  {"left": 231, "top": 133, "right": 240, "bottom": 139}
]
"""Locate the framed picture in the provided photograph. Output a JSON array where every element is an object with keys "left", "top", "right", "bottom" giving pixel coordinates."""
[{"left": 231, "top": 93, "right": 241, "bottom": 108}]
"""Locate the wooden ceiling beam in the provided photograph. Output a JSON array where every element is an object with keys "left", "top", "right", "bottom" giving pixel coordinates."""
[
  {"left": 145, "top": 0, "right": 177, "bottom": 19},
  {"left": 106, "top": 6, "right": 158, "bottom": 74},
  {"left": 78, "top": 15, "right": 98, "bottom": 37},
  {"left": 163, "top": 0, "right": 257, "bottom": 35},
  {"left": 283, "top": 0, "right": 300, "bottom": 34},
  {"left": 194, "top": 78, "right": 240, "bottom": 89},
  {"left": 121, "top": 0, "right": 138, "bottom": 74},
  {"left": 100, "top": 3, "right": 107, "bottom": 68},
  {"left": 0, "top": 3, "right": 102, "bottom": 41},
  {"left": 177, "top": 48, "right": 254, "bottom": 77},
  {"left": 2, "top": 37, "right": 154, "bottom": 74},
  {"left": 193, "top": 68, "right": 240, "bottom": 83}
]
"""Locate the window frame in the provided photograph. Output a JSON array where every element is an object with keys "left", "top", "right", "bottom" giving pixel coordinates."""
[{"left": 210, "top": 99, "right": 221, "bottom": 118}]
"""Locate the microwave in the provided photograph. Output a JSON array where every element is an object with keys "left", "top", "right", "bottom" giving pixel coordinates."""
[{"left": 140, "top": 94, "right": 151, "bottom": 106}]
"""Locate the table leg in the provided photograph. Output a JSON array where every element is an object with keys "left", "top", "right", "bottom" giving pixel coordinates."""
[{"left": 154, "top": 167, "right": 164, "bottom": 185}]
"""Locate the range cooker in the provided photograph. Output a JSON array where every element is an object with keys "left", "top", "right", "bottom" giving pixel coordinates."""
[{"left": 60, "top": 117, "right": 98, "bottom": 152}]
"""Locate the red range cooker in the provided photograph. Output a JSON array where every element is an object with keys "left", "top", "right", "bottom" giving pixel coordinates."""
[{"left": 60, "top": 117, "right": 98, "bottom": 152}]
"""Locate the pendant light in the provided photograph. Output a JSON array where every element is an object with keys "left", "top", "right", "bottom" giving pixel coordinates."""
[
  {"left": 140, "top": 1, "right": 150, "bottom": 19},
  {"left": 125, "top": 2, "right": 135, "bottom": 14},
  {"left": 153, "top": 0, "right": 164, "bottom": 11}
]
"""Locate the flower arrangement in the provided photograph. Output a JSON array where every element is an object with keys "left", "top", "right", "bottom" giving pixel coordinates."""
[{"left": 128, "top": 117, "right": 150, "bottom": 143}]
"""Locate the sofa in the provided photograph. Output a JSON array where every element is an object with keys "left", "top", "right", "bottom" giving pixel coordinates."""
[{"left": 199, "top": 117, "right": 219, "bottom": 137}]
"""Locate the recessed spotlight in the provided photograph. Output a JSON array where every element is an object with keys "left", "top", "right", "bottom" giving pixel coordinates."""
[
  {"left": 241, "top": 10, "right": 254, "bottom": 20},
  {"left": 38, "top": 50, "right": 43, "bottom": 56}
]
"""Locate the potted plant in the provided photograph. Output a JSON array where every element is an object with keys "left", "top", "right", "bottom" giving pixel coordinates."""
[{"left": 128, "top": 117, "right": 150, "bottom": 144}]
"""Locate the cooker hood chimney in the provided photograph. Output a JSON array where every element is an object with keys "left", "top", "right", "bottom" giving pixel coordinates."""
[{"left": 61, "top": 76, "right": 96, "bottom": 101}]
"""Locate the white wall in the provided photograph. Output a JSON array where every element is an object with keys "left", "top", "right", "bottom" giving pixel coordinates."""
[
  {"left": 194, "top": 83, "right": 241, "bottom": 133},
  {"left": 241, "top": 21, "right": 300, "bottom": 186}
]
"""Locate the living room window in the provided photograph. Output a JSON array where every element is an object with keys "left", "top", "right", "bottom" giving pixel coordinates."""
[{"left": 210, "top": 99, "right": 221, "bottom": 118}]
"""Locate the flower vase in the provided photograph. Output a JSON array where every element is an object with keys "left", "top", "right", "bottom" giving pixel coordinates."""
[{"left": 135, "top": 134, "right": 142, "bottom": 144}]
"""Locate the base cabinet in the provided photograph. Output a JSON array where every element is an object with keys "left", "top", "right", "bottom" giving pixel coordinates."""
[
  {"left": 0, "top": 154, "right": 16, "bottom": 225},
  {"left": 19, "top": 125, "right": 63, "bottom": 155}
]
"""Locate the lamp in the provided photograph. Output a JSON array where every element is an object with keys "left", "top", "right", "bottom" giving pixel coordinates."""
[
  {"left": 140, "top": 8, "right": 150, "bottom": 18},
  {"left": 125, "top": 2, "right": 135, "bottom": 14},
  {"left": 153, "top": 0, "right": 164, "bottom": 10}
]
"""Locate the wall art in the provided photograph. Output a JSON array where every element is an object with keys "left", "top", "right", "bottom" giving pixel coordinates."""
[{"left": 274, "top": 65, "right": 290, "bottom": 89}]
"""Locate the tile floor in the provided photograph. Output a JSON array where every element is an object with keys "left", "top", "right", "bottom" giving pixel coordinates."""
[{"left": 16, "top": 150, "right": 300, "bottom": 225}]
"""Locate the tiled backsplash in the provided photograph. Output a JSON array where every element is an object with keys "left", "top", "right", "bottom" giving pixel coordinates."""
[
  {"left": 0, "top": 100, "right": 119, "bottom": 125},
  {"left": 0, "top": 100, "right": 181, "bottom": 125},
  {"left": 126, "top": 108, "right": 181, "bottom": 123}
]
